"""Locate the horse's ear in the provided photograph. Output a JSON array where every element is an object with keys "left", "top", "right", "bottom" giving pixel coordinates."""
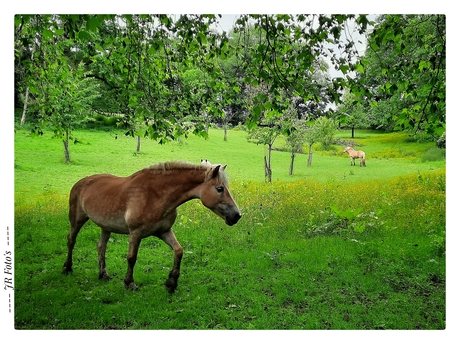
[
  {"left": 222, "top": 164, "right": 227, "bottom": 171},
  {"left": 211, "top": 165, "right": 221, "bottom": 178}
]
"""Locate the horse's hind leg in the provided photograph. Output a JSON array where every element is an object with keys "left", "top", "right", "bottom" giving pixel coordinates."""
[
  {"left": 98, "top": 229, "right": 112, "bottom": 281},
  {"left": 124, "top": 231, "right": 142, "bottom": 290},
  {"left": 160, "top": 230, "right": 183, "bottom": 293},
  {"left": 63, "top": 196, "right": 88, "bottom": 274}
]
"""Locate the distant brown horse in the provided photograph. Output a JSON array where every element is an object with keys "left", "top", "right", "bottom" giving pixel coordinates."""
[
  {"left": 344, "top": 147, "right": 366, "bottom": 167},
  {"left": 62, "top": 161, "right": 241, "bottom": 293}
]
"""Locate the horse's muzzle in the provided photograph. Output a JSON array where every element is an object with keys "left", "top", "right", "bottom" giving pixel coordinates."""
[{"left": 226, "top": 212, "right": 242, "bottom": 226}]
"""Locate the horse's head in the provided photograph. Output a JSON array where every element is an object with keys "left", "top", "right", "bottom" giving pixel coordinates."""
[
  {"left": 343, "top": 147, "right": 351, "bottom": 153},
  {"left": 199, "top": 164, "right": 242, "bottom": 226}
]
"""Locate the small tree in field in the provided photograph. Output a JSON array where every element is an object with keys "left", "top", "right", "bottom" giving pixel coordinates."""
[
  {"left": 314, "top": 116, "right": 337, "bottom": 149},
  {"left": 247, "top": 110, "right": 283, "bottom": 182},
  {"left": 304, "top": 117, "right": 337, "bottom": 166},
  {"left": 33, "top": 62, "right": 100, "bottom": 163},
  {"left": 283, "top": 104, "right": 307, "bottom": 175},
  {"left": 305, "top": 122, "right": 319, "bottom": 167},
  {"left": 285, "top": 121, "right": 307, "bottom": 175}
]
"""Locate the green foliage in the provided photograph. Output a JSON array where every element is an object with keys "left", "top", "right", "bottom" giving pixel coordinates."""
[
  {"left": 329, "top": 204, "right": 365, "bottom": 232},
  {"left": 85, "top": 114, "right": 121, "bottom": 130},
  {"left": 15, "top": 14, "right": 378, "bottom": 143},
  {"left": 436, "top": 132, "right": 446, "bottom": 149},
  {"left": 312, "top": 116, "right": 337, "bottom": 148},
  {"left": 421, "top": 147, "right": 446, "bottom": 162},
  {"left": 357, "top": 15, "right": 445, "bottom": 135},
  {"left": 336, "top": 89, "right": 370, "bottom": 130},
  {"left": 31, "top": 60, "right": 100, "bottom": 162},
  {"left": 404, "top": 130, "right": 434, "bottom": 144},
  {"left": 15, "top": 14, "right": 445, "bottom": 148}
]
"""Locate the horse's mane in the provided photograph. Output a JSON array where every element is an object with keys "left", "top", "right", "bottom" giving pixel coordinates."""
[
  {"left": 143, "top": 161, "right": 229, "bottom": 185},
  {"left": 147, "top": 161, "right": 202, "bottom": 171}
]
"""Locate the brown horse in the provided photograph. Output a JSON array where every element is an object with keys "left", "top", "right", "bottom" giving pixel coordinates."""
[
  {"left": 344, "top": 147, "right": 366, "bottom": 167},
  {"left": 62, "top": 161, "right": 241, "bottom": 293}
]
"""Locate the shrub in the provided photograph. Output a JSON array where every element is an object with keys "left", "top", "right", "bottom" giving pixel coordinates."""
[
  {"left": 85, "top": 114, "right": 120, "bottom": 130},
  {"left": 436, "top": 132, "right": 446, "bottom": 149},
  {"left": 421, "top": 147, "right": 446, "bottom": 162},
  {"left": 405, "top": 131, "right": 433, "bottom": 143}
]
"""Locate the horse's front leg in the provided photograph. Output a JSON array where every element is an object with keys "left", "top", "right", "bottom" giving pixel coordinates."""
[
  {"left": 124, "top": 231, "right": 142, "bottom": 290},
  {"left": 160, "top": 229, "right": 183, "bottom": 293}
]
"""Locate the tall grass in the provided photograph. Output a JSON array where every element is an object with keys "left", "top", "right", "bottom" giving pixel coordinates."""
[{"left": 13, "top": 127, "right": 446, "bottom": 330}]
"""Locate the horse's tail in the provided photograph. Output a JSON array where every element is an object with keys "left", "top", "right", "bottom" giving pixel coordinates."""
[{"left": 361, "top": 151, "right": 366, "bottom": 166}]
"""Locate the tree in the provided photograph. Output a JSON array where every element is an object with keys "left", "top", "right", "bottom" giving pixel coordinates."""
[
  {"left": 247, "top": 109, "right": 283, "bottom": 182},
  {"left": 14, "top": 15, "right": 101, "bottom": 163},
  {"left": 285, "top": 119, "right": 307, "bottom": 175},
  {"left": 314, "top": 116, "right": 337, "bottom": 148},
  {"left": 336, "top": 89, "right": 370, "bottom": 137},
  {"left": 15, "top": 15, "right": 229, "bottom": 142},
  {"left": 304, "top": 122, "right": 319, "bottom": 167},
  {"left": 36, "top": 62, "right": 100, "bottom": 163},
  {"left": 304, "top": 117, "right": 337, "bottom": 167},
  {"left": 231, "top": 14, "right": 371, "bottom": 126},
  {"left": 356, "top": 15, "right": 445, "bottom": 137},
  {"left": 15, "top": 14, "right": 376, "bottom": 153}
]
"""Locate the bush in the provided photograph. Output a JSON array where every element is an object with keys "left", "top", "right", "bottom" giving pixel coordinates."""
[
  {"left": 436, "top": 132, "right": 446, "bottom": 149},
  {"left": 405, "top": 131, "right": 433, "bottom": 143},
  {"left": 314, "top": 117, "right": 337, "bottom": 147},
  {"left": 421, "top": 146, "right": 446, "bottom": 162},
  {"left": 85, "top": 114, "right": 120, "bottom": 130}
]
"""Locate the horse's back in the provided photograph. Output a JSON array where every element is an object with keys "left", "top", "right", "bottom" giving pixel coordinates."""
[{"left": 71, "top": 173, "right": 123, "bottom": 198}]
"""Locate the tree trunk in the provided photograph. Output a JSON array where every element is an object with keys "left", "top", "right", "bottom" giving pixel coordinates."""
[
  {"left": 289, "top": 152, "right": 295, "bottom": 175},
  {"left": 63, "top": 131, "right": 70, "bottom": 163},
  {"left": 307, "top": 143, "right": 313, "bottom": 166},
  {"left": 20, "top": 87, "right": 30, "bottom": 125},
  {"left": 21, "top": 35, "right": 35, "bottom": 126},
  {"left": 137, "top": 136, "right": 141, "bottom": 152},
  {"left": 268, "top": 143, "right": 272, "bottom": 168},
  {"left": 223, "top": 125, "right": 228, "bottom": 141},
  {"left": 267, "top": 143, "right": 273, "bottom": 182},
  {"left": 264, "top": 156, "right": 272, "bottom": 183},
  {"left": 351, "top": 125, "right": 355, "bottom": 138}
]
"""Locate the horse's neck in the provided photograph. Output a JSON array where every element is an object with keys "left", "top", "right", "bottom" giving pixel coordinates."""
[{"left": 141, "top": 168, "right": 207, "bottom": 205}]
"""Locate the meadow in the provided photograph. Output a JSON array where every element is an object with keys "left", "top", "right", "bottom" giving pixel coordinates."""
[{"left": 13, "top": 126, "right": 446, "bottom": 330}]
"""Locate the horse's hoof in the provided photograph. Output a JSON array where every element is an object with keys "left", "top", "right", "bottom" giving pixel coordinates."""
[
  {"left": 125, "top": 282, "right": 139, "bottom": 291},
  {"left": 62, "top": 266, "right": 72, "bottom": 275},
  {"left": 99, "top": 272, "right": 112, "bottom": 281},
  {"left": 165, "top": 278, "right": 177, "bottom": 293}
]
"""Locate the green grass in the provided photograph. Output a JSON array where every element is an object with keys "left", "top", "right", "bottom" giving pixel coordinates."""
[
  {"left": 14, "top": 127, "right": 445, "bottom": 195},
  {"left": 14, "top": 127, "right": 446, "bottom": 330}
]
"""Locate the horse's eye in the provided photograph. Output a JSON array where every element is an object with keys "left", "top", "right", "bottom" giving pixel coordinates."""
[{"left": 216, "top": 186, "right": 224, "bottom": 193}]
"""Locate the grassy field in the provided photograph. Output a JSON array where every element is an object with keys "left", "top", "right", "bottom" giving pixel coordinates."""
[{"left": 13, "top": 126, "right": 446, "bottom": 331}]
